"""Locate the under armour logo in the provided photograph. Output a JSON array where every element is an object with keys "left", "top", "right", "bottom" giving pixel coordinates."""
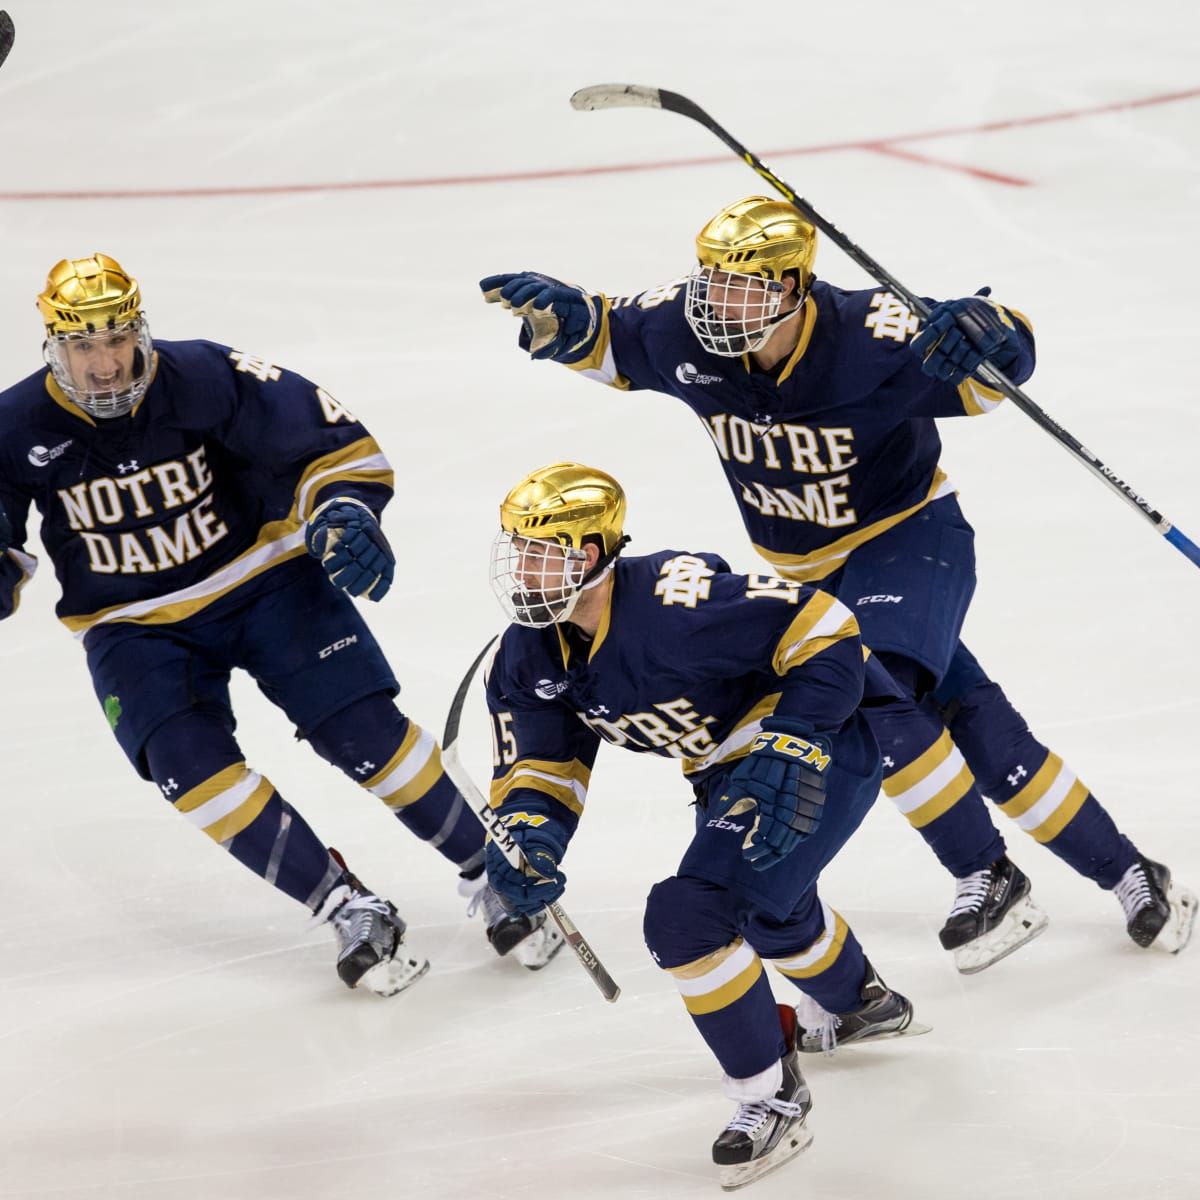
[
  {"left": 882, "top": 755, "right": 895, "bottom": 769},
  {"left": 117, "top": 459, "right": 140, "bottom": 474},
  {"left": 587, "top": 705, "right": 611, "bottom": 718},
  {"left": 354, "top": 760, "right": 376, "bottom": 777},
  {"left": 160, "top": 777, "right": 179, "bottom": 796},
  {"left": 1007, "top": 765, "right": 1028, "bottom": 788}
]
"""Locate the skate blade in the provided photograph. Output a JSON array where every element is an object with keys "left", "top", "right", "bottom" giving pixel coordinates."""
[
  {"left": 800, "top": 1019, "right": 933, "bottom": 1055},
  {"left": 1155, "top": 886, "right": 1197, "bottom": 955},
  {"left": 357, "top": 950, "right": 431, "bottom": 997},
  {"left": 953, "top": 895, "right": 1049, "bottom": 975},
  {"left": 513, "top": 924, "right": 566, "bottom": 971},
  {"left": 718, "top": 1124, "right": 814, "bottom": 1191}
]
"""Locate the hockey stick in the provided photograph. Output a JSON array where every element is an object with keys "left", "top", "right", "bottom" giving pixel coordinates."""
[
  {"left": 0, "top": 12, "right": 13, "bottom": 71},
  {"left": 442, "top": 635, "right": 621, "bottom": 1003},
  {"left": 569, "top": 83, "right": 1200, "bottom": 571}
]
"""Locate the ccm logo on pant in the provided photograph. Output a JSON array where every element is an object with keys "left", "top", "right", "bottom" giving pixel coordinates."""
[{"left": 318, "top": 635, "right": 359, "bottom": 659}]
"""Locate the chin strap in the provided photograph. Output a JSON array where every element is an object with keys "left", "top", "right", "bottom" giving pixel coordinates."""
[{"left": 580, "top": 534, "right": 631, "bottom": 590}]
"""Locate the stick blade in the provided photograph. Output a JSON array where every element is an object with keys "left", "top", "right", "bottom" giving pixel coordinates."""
[
  {"left": 570, "top": 83, "right": 663, "bottom": 112},
  {"left": 0, "top": 11, "right": 14, "bottom": 70}
]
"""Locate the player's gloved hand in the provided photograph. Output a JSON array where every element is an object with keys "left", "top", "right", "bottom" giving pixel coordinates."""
[
  {"left": 726, "top": 718, "right": 831, "bottom": 871},
  {"left": 0, "top": 502, "right": 10, "bottom": 555},
  {"left": 911, "top": 286, "right": 1022, "bottom": 384},
  {"left": 305, "top": 498, "right": 394, "bottom": 601},
  {"left": 485, "top": 816, "right": 568, "bottom": 917},
  {"left": 479, "top": 271, "right": 597, "bottom": 361}
]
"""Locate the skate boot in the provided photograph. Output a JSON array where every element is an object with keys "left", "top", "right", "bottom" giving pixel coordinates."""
[
  {"left": 939, "top": 855, "right": 1048, "bottom": 974},
  {"left": 794, "top": 958, "right": 930, "bottom": 1054},
  {"left": 713, "top": 1004, "right": 813, "bottom": 1191},
  {"left": 314, "top": 856, "right": 429, "bottom": 997},
  {"left": 1114, "top": 856, "right": 1197, "bottom": 953},
  {"left": 459, "top": 872, "right": 565, "bottom": 970}
]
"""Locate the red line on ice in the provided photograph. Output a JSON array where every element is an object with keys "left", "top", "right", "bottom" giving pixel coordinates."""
[{"left": 1, "top": 86, "right": 1196, "bottom": 201}]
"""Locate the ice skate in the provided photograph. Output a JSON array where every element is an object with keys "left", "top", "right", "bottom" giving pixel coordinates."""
[
  {"left": 794, "top": 959, "right": 930, "bottom": 1054},
  {"left": 315, "top": 866, "right": 429, "bottom": 997},
  {"left": 713, "top": 1004, "right": 813, "bottom": 1191},
  {"left": 460, "top": 873, "right": 565, "bottom": 969},
  {"left": 1114, "top": 856, "right": 1197, "bottom": 954},
  {"left": 939, "top": 855, "right": 1048, "bottom": 974}
]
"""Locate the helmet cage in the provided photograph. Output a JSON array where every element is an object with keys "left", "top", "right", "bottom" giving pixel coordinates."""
[
  {"left": 684, "top": 264, "right": 802, "bottom": 357},
  {"left": 491, "top": 531, "right": 591, "bottom": 628},
  {"left": 44, "top": 315, "right": 153, "bottom": 419}
]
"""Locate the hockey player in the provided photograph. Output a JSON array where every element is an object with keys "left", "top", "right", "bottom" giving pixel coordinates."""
[
  {"left": 484, "top": 461, "right": 922, "bottom": 1189},
  {"left": 0, "top": 253, "right": 560, "bottom": 995},
  {"left": 480, "top": 197, "right": 1196, "bottom": 971}
]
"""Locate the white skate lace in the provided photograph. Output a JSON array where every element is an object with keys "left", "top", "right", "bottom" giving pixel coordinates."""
[
  {"left": 948, "top": 867, "right": 993, "bottom": 917},
  {"left": 333, "top": 894, "right": 393, "bottom": 950},
  {"left": 726, "top": 1096, "right": 805, "bottom": 1135},
  {"left": 465, "top": 883, "right": 509, "bottom": 927},
  {"left": 1114, "top": 864, "right": 1154, "bottom": 921},
  {"left": 795, "top": 993, "right": 839, "bottom": 1055}
]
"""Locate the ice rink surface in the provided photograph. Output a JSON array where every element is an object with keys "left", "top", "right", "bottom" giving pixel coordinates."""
[{"left": 1, "top": 2, "right": 1198, "bottom": 1196}]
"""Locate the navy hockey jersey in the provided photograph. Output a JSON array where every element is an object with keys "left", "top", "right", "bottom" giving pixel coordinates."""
[
  {"left": 486, "top": 549, "right": 898, "bottom": 840},
  {"left": 0, "top": 340, "right": 392, "bottom": 636},
  {"left": 563, "top": 279, "right": 1033, "bottom": 581}
]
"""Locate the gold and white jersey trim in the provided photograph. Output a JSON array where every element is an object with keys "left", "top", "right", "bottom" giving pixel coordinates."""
[
  {"left": 755, "top": 468, "right": 956, "bottom": 583},
  {"left": 490, "top": 756, "right": 592, "bottom": 819},
  {"left": 63, "top": 436, "right": 393, "bottom": 638}
]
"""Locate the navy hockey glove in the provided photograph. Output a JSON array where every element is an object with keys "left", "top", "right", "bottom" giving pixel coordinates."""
[
  {"left": 305, "top": 498, "right": 394, "bottom": 601},
  {"left": 726, "top": 719, "right": 831, "bottom": 871},
  {"left": 480, "top": 271, "right": 598, "bottom": 361},
  {"left": 485, "top": 817, "right": 568, "bottom": 917},
  {"left": 911, "top": 286, "right": 1023, "bottom": 385}
]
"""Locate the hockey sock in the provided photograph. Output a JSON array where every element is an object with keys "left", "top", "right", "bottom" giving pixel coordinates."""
[
  {"left": 144, "top": 712, "right": 340, "bottom": 908},
  {"left": 644, "top": 875, "right": 786, "bottom": 1080},
  {"left": 309, "top": 694, "right": 485, "bottom": 876},
  {"left": 759, "top": 895, "right": 867, "bottom": 1014},
  {"left": 865, "top": 695, "right": 1006, "bottom": 877},
  {"left": 939, "top": 677, "right": 1138, "bottom": 889}
]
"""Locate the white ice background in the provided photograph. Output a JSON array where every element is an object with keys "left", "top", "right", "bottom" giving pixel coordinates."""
[{"left": 0, "top": 3, "right": 1198, "bottom": 1197}]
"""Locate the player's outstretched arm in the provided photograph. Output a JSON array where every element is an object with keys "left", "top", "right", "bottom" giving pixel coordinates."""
[
  {"left": 480, "top": 271, "right": 600, "bottom": 362},
  {"left": 305, "top": 497, "right": 394, "bottom": 601},
  {"left": 910, "top": 286, "right": 1034, "bottom": 387}
]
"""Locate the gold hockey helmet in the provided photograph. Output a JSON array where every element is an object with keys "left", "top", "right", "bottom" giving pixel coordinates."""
[
  {"left": 685, "top": 197, "right": 817, "bottom": 357},
  {"left": 38, "top": 253, "right": 142, "bottom": 335},
  {"left": 37, "top": 254, "right": 154, "bottom": 419},
  {"left": 694, "top": 196, "right": 818, "bottom": 285},
  {"left": 492, "top": 463, "right": 628, "bottom": 627},
  {"left": 499, "top": 461, "right": 627, "bottom": 555}
]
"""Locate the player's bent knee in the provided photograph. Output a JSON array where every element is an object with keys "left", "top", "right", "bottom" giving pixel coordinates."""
[
  {"left": 143, "top": 707, "right": 243, "bottom": 797},
  {"left": 644, "top": 875, "right": 737, "bottom": 966},
  {"left": 307, "top": 691, "right": 409, "bottom": 775}
]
